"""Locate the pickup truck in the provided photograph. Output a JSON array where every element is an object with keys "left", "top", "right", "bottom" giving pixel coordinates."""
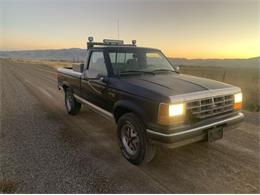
[{"left": 57, "top": 37, "right": 244, "bottom": 165}]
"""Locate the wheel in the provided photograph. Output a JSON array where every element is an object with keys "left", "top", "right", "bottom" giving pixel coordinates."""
[
  {"left": 117, "top": 113, "right": 156, "bottom": 165},
  {"left": 64, "top": 88, "right": 81, "bottom": 115}
]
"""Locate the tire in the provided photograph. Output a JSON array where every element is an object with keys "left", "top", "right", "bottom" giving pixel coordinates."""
[
  {"left": 117, "top": 113, "right": 156, "bottom": 165},
  {"left": 64, "top": 88, "right": 81, "bottom": 115}
]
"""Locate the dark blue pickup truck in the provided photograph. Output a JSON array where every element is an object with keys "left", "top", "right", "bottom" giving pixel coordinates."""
[{"left": 57, "top": 37, "right": 244, "bottom": 165}]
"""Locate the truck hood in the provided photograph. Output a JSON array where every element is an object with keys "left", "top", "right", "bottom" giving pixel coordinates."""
[{"left": 120, "top": 73, "right": 233, "bottom": 100}]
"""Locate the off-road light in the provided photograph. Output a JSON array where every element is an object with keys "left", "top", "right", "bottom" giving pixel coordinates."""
[
  {"left": 158, "top": 103, "right": 185, "bottom": 125},
  {"left": 88, "top": 36, "right": 94, "bottom": 42},
  {"left": 234, "top": 92, "right": 242, "bottom": 109},
  {"left": 169, "top": 103, "right": 185, "bottom": 116}
]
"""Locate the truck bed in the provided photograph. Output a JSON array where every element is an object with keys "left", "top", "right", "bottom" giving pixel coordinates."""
[
  {"left": 57, "top": 67, "right": 82, "bottom": 92},
  {"left": 57, "top": 67, "right": 82, "bottom": 78}
]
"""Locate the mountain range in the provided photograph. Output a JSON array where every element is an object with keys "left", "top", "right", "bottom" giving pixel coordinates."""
[{"left": 0, "top": 48, "right": 259, "bottom": 68}]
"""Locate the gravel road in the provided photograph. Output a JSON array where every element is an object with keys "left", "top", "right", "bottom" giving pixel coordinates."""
[{"left": 0, "top": 59, "right": 259, "bottom": 193}]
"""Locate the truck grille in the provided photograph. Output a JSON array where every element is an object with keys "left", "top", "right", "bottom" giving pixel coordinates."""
[{"left": 186, "top": 94, "right": 234, "bottom": 119}]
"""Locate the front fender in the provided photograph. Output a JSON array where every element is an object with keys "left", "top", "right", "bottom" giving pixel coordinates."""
[{"left": 113, "top": 100, "right": 146, "bottom": 121}]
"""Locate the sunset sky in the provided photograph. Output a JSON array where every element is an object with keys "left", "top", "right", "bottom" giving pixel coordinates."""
[{"left": 1, "top": 0, "right": 259, "bottom": 58}]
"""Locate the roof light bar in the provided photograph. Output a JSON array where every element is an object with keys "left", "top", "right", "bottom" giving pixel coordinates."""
[
  {"left": 87, "top": 36, "right": 136, "bottom": 49},
  {"left": 103, "top": 39, "right": 124, "bottom": 45}
]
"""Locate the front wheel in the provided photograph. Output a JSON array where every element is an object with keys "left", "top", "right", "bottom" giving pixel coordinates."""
[
  {"left": 64, "top": 88, "right": 81, "bottom": 115},
  {"left": 117, "top": 113, "right": 156, "bottom": 165}
]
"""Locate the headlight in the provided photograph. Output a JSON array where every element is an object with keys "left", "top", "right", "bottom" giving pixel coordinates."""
[
  {"left": 234, "top": 92, "right": 242, "bottom": 109},
  {"left": 158, "top": 103, "right": 185, "bottom": 125},
  {"left": 169, "top": 103, "right": 185, "bottom": 116}
]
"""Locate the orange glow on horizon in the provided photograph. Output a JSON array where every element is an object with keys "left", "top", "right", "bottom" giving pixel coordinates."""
[
  {"left": 2, "top": 34, "right": 259, "bottom": 59},
  {"left": 2, "top": 44, "right": 259, "bottom": 59}
]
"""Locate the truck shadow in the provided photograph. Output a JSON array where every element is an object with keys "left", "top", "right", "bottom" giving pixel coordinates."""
[
  {"left": 56, "top": 108, "right": 258, "bottom": 193},
  {"left": 44, "top": 103, "right": 258, "bottom": 193},
  {"left": 139, "top": 136, "right": 259, "bottom": 193}
]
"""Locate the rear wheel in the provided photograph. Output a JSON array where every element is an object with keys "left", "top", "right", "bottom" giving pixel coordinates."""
[
  {"left": 64, "top": 88, "right": 81, "bottom": 115},
  {"left": 117, "top": 113, "right": 156, "bottom": 165}
]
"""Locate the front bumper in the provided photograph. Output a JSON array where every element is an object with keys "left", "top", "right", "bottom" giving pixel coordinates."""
[{"left": 146, "top": 112, "right": 244, "bottom": 148}]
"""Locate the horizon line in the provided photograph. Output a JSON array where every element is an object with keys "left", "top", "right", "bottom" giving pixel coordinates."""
[{"left": 0, "top": 48, "right": 259, "bottom": 60}]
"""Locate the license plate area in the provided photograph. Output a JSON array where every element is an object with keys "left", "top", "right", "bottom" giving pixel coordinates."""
[{"left": 208, "top": 127, "right": 223, "bottom": 143}]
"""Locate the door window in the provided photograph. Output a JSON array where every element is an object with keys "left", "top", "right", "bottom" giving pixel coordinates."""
[{"left": 88, "top": 51, "right": 107, "bottom": 77}]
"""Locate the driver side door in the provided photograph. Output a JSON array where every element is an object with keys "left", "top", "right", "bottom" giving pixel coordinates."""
[{"left": 81, "top": 50, "right": 110, "bottom": 111}]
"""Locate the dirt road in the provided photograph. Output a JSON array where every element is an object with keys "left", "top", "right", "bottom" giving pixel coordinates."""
[{"left": 0, "top": 59, "right": 259, "bottom": 193}]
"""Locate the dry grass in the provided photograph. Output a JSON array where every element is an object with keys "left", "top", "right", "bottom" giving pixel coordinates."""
[
  {"left": 0, "top": 180, "right": 16, "bottom": 193},
  {"left": 180, "top": 65, "right": 260, "bottom": 112},
  {"left": 5, "top": 57, "right": 73, "bottom": 68}
]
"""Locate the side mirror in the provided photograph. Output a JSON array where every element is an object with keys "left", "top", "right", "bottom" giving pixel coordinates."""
[
  {"left": 99, "top": 76, "right": 109, "bottom": 83},
  {"left": 85, "top": 69, "right": 108, "bottom": 83}
]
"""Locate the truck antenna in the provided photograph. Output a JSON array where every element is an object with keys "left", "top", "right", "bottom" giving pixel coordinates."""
[{"left": 117, "top": 19, "right": 119, "bottom": 39}]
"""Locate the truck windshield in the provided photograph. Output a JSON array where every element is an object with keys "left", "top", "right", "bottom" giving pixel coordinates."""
[{"left": 108, "top": 49, "right": 174, "bottom": 75}]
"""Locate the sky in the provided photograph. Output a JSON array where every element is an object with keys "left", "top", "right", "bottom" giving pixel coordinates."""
[{"left": 1, "top": 0, "right": 259, "bottom": 58}]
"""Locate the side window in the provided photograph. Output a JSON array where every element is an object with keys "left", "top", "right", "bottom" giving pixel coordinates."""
[{"left": 88, "top": 51, "right": 107, "bottom": 77}]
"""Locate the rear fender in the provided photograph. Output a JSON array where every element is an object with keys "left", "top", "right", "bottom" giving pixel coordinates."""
[{"left": 61, "top": 81, "right": 71, "bottom": 91}]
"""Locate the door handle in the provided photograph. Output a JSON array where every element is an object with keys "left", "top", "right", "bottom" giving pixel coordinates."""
[{"left": 88, "top": 80, "right": 106, "bottom": 94}]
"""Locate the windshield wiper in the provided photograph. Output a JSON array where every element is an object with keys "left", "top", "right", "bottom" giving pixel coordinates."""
[
  {"left": 152, "top": 69, "right": 175, "bottom": 73},
  {"left": 119, "top": 70, "right": 155, "bottom": 75}
]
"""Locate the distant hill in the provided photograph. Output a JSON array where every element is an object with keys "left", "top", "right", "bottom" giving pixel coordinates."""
[
  {"left": 169, "top": 57, "right": 260, "bottom": 68},
  {"left": 0, "top": 48, "right": 87, "bottom": 62},
  {"left": 0, "top": 48, "right": 259, "bottom": 68}
]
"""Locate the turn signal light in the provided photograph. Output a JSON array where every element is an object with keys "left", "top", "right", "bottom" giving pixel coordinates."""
[
  {"left": 234, "top": 93, "right": 242, "bottom": 110},
  {"left": 234, "top": 102, "right": 242, "bottom": 109}
]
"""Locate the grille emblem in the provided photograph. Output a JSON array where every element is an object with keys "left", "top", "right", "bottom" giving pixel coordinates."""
[{"left": 211, "top": 98, "right": 217, "bottom": 108}]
